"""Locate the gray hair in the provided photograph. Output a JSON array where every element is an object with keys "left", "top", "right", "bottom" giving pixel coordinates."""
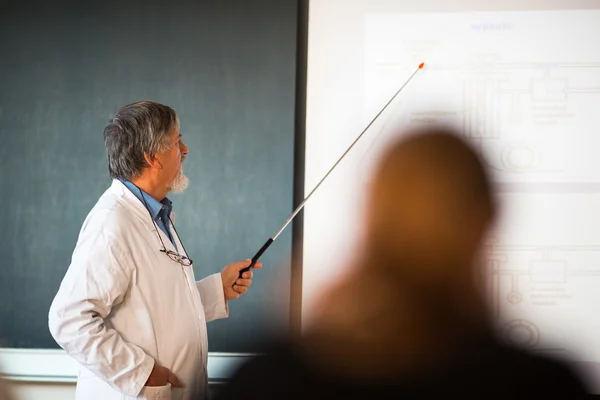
[{"left": 103, "top": 101, "right": 180, "bottom": 180}]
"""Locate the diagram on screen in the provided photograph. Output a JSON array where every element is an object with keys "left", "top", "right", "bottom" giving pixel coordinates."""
[
  {"left": 483, "top": 239, "right": 600, "bottom": 359},
  {"left": 361, "top": 10, "right": 600, "bottom": 189},
  {"left": 353, "top": 11, "right": 600, "bottom": 364}
]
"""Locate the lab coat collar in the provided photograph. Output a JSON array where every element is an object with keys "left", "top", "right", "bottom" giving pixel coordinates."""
[
  {"left": 108, "top": 179, "right": 163, "bottom": 232},
  {"left": 119, "top": 179, "right": 174, "bottom": 223}
]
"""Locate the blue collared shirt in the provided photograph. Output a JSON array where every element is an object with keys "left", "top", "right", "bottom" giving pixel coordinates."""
[{"left": 121, "top": 180, "right": 177, "bottom": 250}]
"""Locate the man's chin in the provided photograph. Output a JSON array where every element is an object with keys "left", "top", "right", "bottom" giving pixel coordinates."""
[{"left": 169, "top": 173, "right": 189, "bottom": 194}]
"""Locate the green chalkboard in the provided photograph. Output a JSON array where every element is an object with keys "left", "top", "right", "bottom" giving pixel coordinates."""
[{"left": 0, "top": 0, "right": 298, "bottom": 352}]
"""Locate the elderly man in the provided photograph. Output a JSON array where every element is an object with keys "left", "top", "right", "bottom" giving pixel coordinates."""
[{"left": 48, "top": 101, "right": 260, "bottom": 400}]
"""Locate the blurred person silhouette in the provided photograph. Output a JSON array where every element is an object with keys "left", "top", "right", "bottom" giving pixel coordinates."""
[
  {"left": 213, "top": 125, "right": 589, "bottom": 399},
  {"left": 0, "top": 376, "right": 13, "bottom": 400}
]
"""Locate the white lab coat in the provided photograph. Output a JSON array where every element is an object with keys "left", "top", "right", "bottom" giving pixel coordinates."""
[{"left": 48, "top": 179, "right": 228, "bottom": 400}]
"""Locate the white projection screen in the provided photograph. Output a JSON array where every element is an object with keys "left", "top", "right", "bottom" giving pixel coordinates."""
[{"left": 303, "top": 0, "right": 600, "bottom": 392}]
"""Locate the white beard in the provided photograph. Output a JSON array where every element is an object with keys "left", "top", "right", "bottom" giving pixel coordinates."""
[{"left": 169, "top": 168, "right": 189, "bottom": 193}]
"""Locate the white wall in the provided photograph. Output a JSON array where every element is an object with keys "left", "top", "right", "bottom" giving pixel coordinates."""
[{"left": 0, "top": 350, "right": 247, "bottom": 400}]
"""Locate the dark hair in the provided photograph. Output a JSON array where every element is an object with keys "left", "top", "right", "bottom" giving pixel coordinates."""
[
  {"left": 381, "top": 125, "right": 496, "bottom": 218},
  {"left": 103, "top": 101, "right": 179, "bottom": 180}
]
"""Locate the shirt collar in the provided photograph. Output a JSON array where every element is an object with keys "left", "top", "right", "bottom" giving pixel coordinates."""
[{"left": 120, "top": 180, "right": 173, "bottom": 221}]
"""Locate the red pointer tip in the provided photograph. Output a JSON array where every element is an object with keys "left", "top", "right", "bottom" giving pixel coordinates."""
[{"left": 419, "top": 62, "right": 425, "bottom": 69}]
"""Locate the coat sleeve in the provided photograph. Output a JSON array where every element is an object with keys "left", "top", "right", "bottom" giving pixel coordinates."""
[
  {"left": 196, "top": 273, "right": 229, "bottom": 322},
  {"left": 48, "top": 228, "right": 154, "bottom": 397}
]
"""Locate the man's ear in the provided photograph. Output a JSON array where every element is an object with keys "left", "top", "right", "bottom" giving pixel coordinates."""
[{"left": 143, "top": 152, "right": 163, "bottom": 169}]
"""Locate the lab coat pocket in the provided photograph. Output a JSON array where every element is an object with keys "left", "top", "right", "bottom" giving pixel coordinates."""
[{"left": 135, "top": 383, "right": 172, "bottom": 399}]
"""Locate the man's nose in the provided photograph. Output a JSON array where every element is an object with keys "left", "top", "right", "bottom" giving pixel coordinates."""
[{"left": 180, "top": 140, "right": 189, "bottom": 156}]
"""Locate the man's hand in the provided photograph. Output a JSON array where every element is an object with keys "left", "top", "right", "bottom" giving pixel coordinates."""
[
  {"left": 145, "top": 363, "right": 183, "bottom": 387},
  {"left": 221, "top": 259, "right": 262, "bottom": 300}
]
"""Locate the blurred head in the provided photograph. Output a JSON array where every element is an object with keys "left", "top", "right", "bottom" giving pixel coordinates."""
[
  {"left": 363, "top": 125, "right": 496, "bottom": 289},
  {"left": 103, "top": 101, "right": 189, "bottom": 197},
  {"left": 299, "top": 126, "right": 497, "bottom": 376}
]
